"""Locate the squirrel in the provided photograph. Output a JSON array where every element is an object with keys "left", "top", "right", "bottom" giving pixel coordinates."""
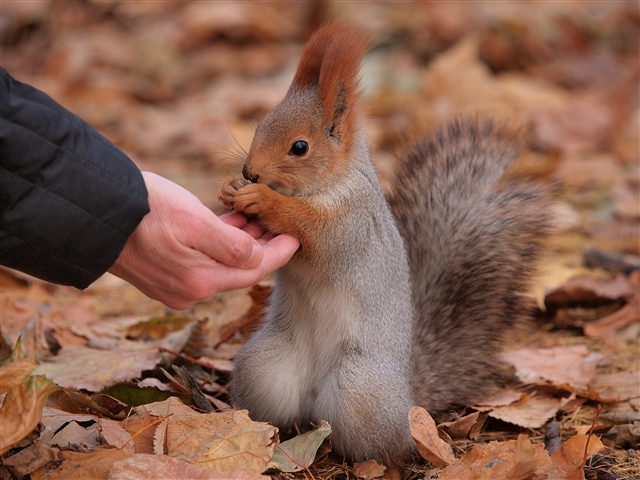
[{"left": 218, "top": 23, "right": 550, "bottom": 466}]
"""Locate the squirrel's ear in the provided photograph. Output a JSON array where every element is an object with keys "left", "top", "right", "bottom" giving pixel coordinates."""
[{"left": 291, "top": 23, "right": 370, "bottom": 150}]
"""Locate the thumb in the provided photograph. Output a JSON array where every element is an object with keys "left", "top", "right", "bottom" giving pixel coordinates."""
[{"left": 194, "top": 213, "right": 263, "bottom": 269}]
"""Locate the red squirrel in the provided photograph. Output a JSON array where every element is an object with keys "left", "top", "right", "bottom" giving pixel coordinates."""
[{"left": 219, "top": 23, "right": 550, "bottom": 466}]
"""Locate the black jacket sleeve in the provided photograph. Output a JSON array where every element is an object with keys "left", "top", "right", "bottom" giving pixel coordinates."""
[{"left": 0, "top": 68, "right": 150, "bottom": 288}]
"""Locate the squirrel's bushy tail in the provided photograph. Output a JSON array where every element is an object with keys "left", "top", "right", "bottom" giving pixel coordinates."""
[{"left": 387, "top": 118, "right": 551, "bottom": 415}]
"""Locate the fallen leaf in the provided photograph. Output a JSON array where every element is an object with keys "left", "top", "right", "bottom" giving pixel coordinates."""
[
  {"left": 545, "top": 275, "right": 635, "bottom": 307},
  {"left": 0, "top": 375, "right": 59, "bottom": 454},
  {"left": 507, "top": 434, "right": 538, "bottom": 480},
  {"left": 166, "top": 409, "right": 278, "bottom": 475},
  {"left": 438, "top": 438, "right": 564, "bottom": 480},
  {"left": 109, "top": 453, "right": 267, "bottom": 479},
  {"left": 270, "top": 420, "right": 332, "bottom": 472},
  {"left": 606, "top": 421, "right": 640, "bottom": 448},
  {"left": 612, "top": 183, "right": 640, "bottom": 220},
  {"left": 0, "top": 338, "right": 39, "bottom": 393},
  {"left": 50, "top": 420, "right": 100, "bottom": 448},
  {"left": 40, "top": 407, "right": 99, "bottom": 434},
  {"left": 590, "top": 371, "right": 640, "bottom": 403},
  {"left": 551, "top": 433, "right": 605, "bottom": 477},
  {"left": 1, "top": 438, "right": 59, "bottom": 478},
  {"left": 48, "top": 390, "right": 122, "bottom": 418},
  {"left": 126, "top": 315, "right": 193, "bottom": 340},
  {"left": 154, "top": 417, "right": 169, "bottom": 455},
  {"left": 408, "top": 406, "right": 456, "bottom": 468},
  {"left": 486, "top": 393, "right": 572, "bottom": 429},
  {"left": 138, "top": 397, "right": 277, "bottom": 474},
  {"left": 121, "top": 413, "right": 163, "bottom": 454},
  {"left": 439, "top": 410, "right": 489, "bottom": 441},
  {"left": 501, "top": 345, "right": 601, "bottom": 390},
  {"left": 527, "top": 264, "right": 600, "bottom": 311},
  {"left": 134, "top": 396, "right": 196, "bottom": 417},
  {"left": 91, "top": 393, "right": 130, "bottom": 418},
  {"left": 31, "top": 447, "right": 130, "bottom": 480},
  {"left": 584, "top": 295, "right": 640, "bottom": 337},
  {"left": 198, "top": 357, "right": 235, "bottom": 372},
  {"left": 98, "top": 418, "right": 134, "bottom": 453},
  {"left": 353, "top": 459, "right": 387, "bottom": 479},
  {"left": 34, "top": 343, "right": 163, "bottom": 391},
  {"left": 476, "top": 389, "right": 524, "bottom": 407}
]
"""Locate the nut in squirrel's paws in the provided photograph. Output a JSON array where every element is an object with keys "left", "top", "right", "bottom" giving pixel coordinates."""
[{"left": 219, "top": 177, "right": 268, "bottom": 216}]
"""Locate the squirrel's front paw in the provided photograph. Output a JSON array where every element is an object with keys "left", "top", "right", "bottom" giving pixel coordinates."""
[
  {"left": 219, "top": 177, "right": 251, "bottom": 210},
  {"left": 232, "top": 183, "right": 270, "bottom": 216},
  {"left": 218, "top": 178, "right": 269, "bottom": 216}
]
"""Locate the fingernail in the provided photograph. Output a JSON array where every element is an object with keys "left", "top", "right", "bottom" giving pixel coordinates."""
[{"left": 244, "top": 243, "right": 262, "bottom": 269}]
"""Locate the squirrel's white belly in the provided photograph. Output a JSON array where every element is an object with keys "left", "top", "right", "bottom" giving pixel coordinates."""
[{"left": 233, "top": 275, "right": 358, "bottom": 428}]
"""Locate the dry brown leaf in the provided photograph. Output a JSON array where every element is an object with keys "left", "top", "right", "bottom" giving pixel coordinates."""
[
  {"left": 33, "top": 343, "right": 163, "bottom": 391},
  {"left": 527, "top": 264, "right": 601, "bottom": 311},
  {"left": 0, "top": 375, "right": 58, "bottom": 454},
  {"left": 439, "top": 410, "right": 489, "bottom": 441},
  {"left": 198, "top": 357, "right": 235, "bottom": 372},
  {"left": 40, "top": 407, "right": 98, "bottom": 434},
  {"left": 2, "top": 438, "right": 59, "bottom": 478},
  {"left": 591, "top": 370, "right": 640, "bottom": 403},
  {"left": 31, "top": 447, "right": 130, "bottom": 480},
  {"left": 419, "top": 36, "right": 568, "bottom": 123},
  {"left": 486, "top": 393, "right": 572, "bottom": 429},
  {"left": 121, "top": 413, "right": 163, "bottom": 454},
  {"left": 584, "top": 295, "right": 640, "bottom": 337},
  {"left": 507, "top": 434, "right": 538, "bottom": 480},
  {"left": 534, "top": 97, "right": 614, "bottom": 154},
  {"left": 545, "top": 275, "right": 635, "bottom": 306},
  {"left": 408, "top": 406, "right": 456, "bottom": 468},
  {"left": 134, "top": 395, "right": 196, "bottom": 417},
  {"left": 476, "top": 388, "right": 524, "bottom": 407},
  {"left": 98, "top": 418, "right": 135, "bottom": 453},
  {"left": 47, "top": 390, "right": 118, "bottom": 418},
  {"left": 353, "top": 459, "right": 387, "bottom": 479},
  {"left": 441, "top": 438, "right": 568, "bottom": 480},
  {"left": 166, "top": 409, "right": 277, "bottom": 475},
  {"left": 0, "top": 357, "right": 39, "bottom": 393},
  {"left": 125, "top": 315, "right": 192, "bottom": 340},
  {"left": 50, "top": 421, "right": 100, "bottom": 448},
  {"left": 501, "top": 345, "right": 601, "bottom": 390},
  {"left": 109, "top": 453, "right": 267, "bottom": 479},
  {"left": 612, "top": 183, "right": 640, "bottom": 220},
  {"left": 550, "top": 433, "right": 605, "bottom": 478},
  {"left": 155, "top": 418, "right": 170, "bottom": 455}
]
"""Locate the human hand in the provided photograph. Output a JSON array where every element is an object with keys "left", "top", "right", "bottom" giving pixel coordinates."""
[{"left": 108, "top": 172, "right": 299, "bottom": 309}]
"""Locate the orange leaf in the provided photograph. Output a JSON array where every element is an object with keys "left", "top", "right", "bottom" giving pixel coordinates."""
[
  {"left": 0, "top": 357, "right": 39, "bottom": 394},
  {"left": 31, "top": 447, "right": 130, "bottom": 480},
  {"left": 551, "top": 433, "right": 605, "bottom": 476},
  {"left": 0, "top": 375, "right": 59, "bottom": 454},
  {"left": 408, "top": 406, "right": 455, "bottom": 468}
]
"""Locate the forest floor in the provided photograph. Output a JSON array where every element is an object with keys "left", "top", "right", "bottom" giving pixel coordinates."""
[{"left": 1, "top": 2, "right": 638, "bottom": 479}]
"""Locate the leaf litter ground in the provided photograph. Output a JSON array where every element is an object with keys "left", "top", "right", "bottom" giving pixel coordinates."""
[{"left": 1, "top": 2, "right": 638, "bottom": 479}]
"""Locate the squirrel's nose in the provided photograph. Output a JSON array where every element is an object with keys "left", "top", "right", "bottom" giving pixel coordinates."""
[{"left": 242, "top": 164, "right": 259, "bottom": 183}]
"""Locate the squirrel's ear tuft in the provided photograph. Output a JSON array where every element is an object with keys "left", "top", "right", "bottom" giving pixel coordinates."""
[{"left": 291, "top": 22, "right": 370, "bottom": 148}]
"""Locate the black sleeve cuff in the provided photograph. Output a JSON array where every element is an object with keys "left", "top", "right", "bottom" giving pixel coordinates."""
[{"left": 0, "top": 68, "right": 150, "bottom": 288}]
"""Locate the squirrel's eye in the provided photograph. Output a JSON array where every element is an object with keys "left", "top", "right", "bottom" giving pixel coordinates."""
[{"left": 289, "top": 140, "right": 309, "bottom": 157}]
